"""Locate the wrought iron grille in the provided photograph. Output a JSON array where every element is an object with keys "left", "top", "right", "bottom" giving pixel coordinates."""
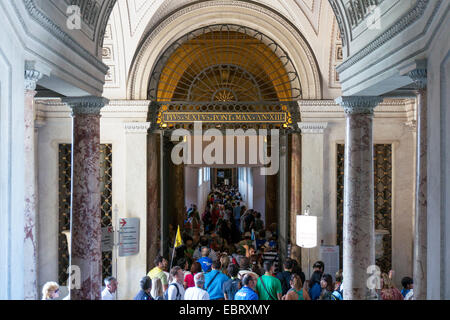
[
  {"left": 58, "top": 144, "right": 113, "bottom": 285},
  {"left": 149, "top": 25, "right": 301, "bottom": 102},
  {"left": 147, "top": 25, "right": 302, "bottom": 131},
  {"left": 336, "top": 144, "right": 392, "bottom": 273}
]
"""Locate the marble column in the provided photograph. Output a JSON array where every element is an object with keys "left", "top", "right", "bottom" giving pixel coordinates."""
[
  {"left": 336, "top": 96, "right": 382, "bottom": 300},
  {"left": 62, "top": 96, "right": 108, "bottom": 300},
  {"left": 409, "top": 67, "right": 427, "bottom": 300},
  {"left": 297, "top": 122, "right": 328, "bottom": 278},
  {"left": 278, "top": 133, "right": 289, "bottom": 263},
  {"left": 23, "top": 64, "right": 43, "bottom": 300},
  {"left": 290, "top": 133, "right": 302, "bottom": 264},
  {"left": 147, "top": 133, "right": 160, "bottom": 269}
]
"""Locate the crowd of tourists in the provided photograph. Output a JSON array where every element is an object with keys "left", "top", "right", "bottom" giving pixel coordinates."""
[{"left": 40, "top": 184, "right": 415, "bottom": 300}]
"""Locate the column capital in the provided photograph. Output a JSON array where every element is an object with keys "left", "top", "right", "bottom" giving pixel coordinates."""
[
  {"left": 408, "top": 68, "right": 427, "bottom": 90},
  {"left": 62, "top": 96, "right": 109, "bottom": 116},
  {"left": 24, "top": 61, "right": 51, "bottom": 91},
  {"left": 124, "top": 122, "right": 150, "bottom": 134},
  {"left": 335, "top": 96, "right": 383, "bottom": 114},
  {"left": 297, "top": 122, "right": 328, "bottom": 134}
]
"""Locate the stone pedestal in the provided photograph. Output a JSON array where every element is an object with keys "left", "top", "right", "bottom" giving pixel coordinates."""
[
  {"left": 409, "top": 67, "right": 427, "bottom": 300},
  {"left": 336, "top": 96, "right": 382, "bottom": 300},
  {"left": 63, "top": 96, "right": 108, "bottom": 300}
]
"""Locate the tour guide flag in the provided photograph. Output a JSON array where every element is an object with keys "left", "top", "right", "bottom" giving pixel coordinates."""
[
  {"left": 170, "top": 225, "right": 183, "bottom": 270},
  {"left": 175, "top": 225, "right": 183, "bottom": 248}
]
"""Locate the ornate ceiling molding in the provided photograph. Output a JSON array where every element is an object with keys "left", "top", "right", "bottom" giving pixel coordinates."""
[
  {"left": 20, "top": 0, "right": 113, "bottom": 74},
  {"left": 335, "top": 0, "right": 432, "bottom": 73}
]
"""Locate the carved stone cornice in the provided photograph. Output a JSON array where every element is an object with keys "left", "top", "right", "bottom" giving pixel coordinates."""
[
  {"left": 124, "top": 122, "right": 150, "bottom": 134},
  {"left": 335, "top": 96, "right": 383, "bottom": 114},
  {"left": 336, "top": 0, "right": 433, "bottom": 73},
  {"left": 20, "top": 0, "right": 110, "bottom": 74},
  {"left": 62, "top": 96, "right": 109, "bottom": 116},
  {"left": 298, "top": 122, "right": 329, "bottom": 134}
]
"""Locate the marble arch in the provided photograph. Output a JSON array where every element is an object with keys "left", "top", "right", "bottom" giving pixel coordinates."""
[{"left": 126, "top": 0, "right": 322, "bottom": 100}]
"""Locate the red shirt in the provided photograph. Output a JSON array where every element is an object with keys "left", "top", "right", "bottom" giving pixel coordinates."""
[{"left": 184, "top": 273, "right": 196, "bottom": 288}]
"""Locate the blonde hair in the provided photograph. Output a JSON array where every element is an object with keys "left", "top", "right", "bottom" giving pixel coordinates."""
[
  {"left": 42, "top": 281, "right": 59, "bottom": 300},
  {"left": 150, "top": 277, "right": 163, "bottom": 299}
]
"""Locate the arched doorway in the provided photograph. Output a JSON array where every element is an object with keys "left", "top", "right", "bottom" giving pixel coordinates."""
[{"left": 145, "top": 24, "right": 305, "bottom": 269}]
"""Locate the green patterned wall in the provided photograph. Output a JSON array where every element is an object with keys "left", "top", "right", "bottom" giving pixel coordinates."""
[
  {"left": 58, "top": 144, "right": 113, "bottom": 285},
  {"left": 337, "top": 144, "right": 392, "bottom": 273}
]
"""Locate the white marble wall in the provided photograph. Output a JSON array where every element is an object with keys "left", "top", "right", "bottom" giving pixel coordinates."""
[
  {"left": 0, "top": 6, "right": 26, "bottom": 300},
  {"left": 36, "top": 100, "right": 148, "bottom": 299},
  {"left": 426, "top": 13, "right": 450, "bottom": 300},
  {"left": 299, "top": 100, "right": 416, "bottom": 287}
]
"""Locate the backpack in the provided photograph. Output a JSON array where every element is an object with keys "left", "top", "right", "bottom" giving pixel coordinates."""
[{"left": 163, "top": 283, "right": 181, "bottom": 300}]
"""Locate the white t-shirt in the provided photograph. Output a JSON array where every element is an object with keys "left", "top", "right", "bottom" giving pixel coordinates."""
[
  {"left": 167, "top": 281, "right": 185, "bottom": 300},
  {"left": 405, "top": 289, "right": 414, "bottom": 300},
  {"left": 101, "top": 287, "right": 116, "bottom": 300},
  {"left": 184, "top": 286, "right": 210, "bottom": 300}
]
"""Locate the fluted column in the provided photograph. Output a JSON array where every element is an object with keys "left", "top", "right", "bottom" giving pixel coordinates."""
[
  {"left": 62, "top": 96, "right": 108, "bottom": 300},
  {"left": 409, "top": 66, "right": 427, "bottom": 300},
  {"left": 336, "top": 96, "right": 382, "bottom": 300},
  {"left": 23, "top": 63, "right": 44, "bottom": 300}
]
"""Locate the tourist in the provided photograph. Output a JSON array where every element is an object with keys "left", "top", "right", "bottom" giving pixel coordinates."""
[
  {"left": 223, "top": 264, "right": 241, "bottom": 300},
  {"left": 220, "top": 254, "right": 231, "bottom": 277},
  {"left": 42, "top": 281, "right": 60, "bottom": 300},
  {"left": 256, "top": 261, "right": 282, "bottom": 300},
  {"left": 165, "top": 266, "right": 185, "bottom": 300},
  {"left": 184, "top": 261, "right": 202, "bottom": 289},
  {"left": 238, "top": 256, "right": 260, "bottom": 280},
  {"left": 184, "top": 273, "right": 210, "bottom": 300},
  {"left": 262, "top": 240, "right": 279, "bottom": 273},
  {"left": 319, "top": 274, "right": 336, "bottom": 300},
  {"left": 291, "top": 259, "right": 306, "bottom": 287},
  {"left": 101, "top": 276, "right": 117, "bottom": 300},
  {"left": 313, "top": 261, "right": 325, "bottom": 273},
  {"left": 134, "top": 276, "right": 153, "bottom": 300},
  {"left": 197, "top": 247, "right": 213, "bottom": 272},
  {"left": 147, "top": 255, "right": 169, "bottom": 291},
  {"left": 282, "top": 274, "right": 311, "bottom": 300},
  {"left": 235, "top": 274, "right": 258, "bottom": 300},
  {"left": 204, "top": 261, "right": 230, "bottom": 300},
  {"left": 151, "top": 278, "right": 164, "bottom": 300},
  {"left": 333, "top": 270, "right": 344, "bottom": 300},
  {"left": 277, "top": 258, "right": 295, "bottom": 295},
  {"left": 380, "top": 272, "right": 403, "bottom": 300},
  {"left": 233, "top": 201, "right": 241, "bottom": 232},
  {"left": 193, "top": 236, "right": 218, "bottom": 261},
  {"left": 401, "top": 276, "right": 413, "bottom": 298},
  {"left": 308, "top": 270, "right": 323, "bottom": 300},
  {"left": 253, "top": 211, "right": 264, "bottom": 232}
]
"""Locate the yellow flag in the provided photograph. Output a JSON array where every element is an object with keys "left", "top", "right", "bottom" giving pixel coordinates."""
[{"left": 174, "top": 225, "right": 183, "bottom": 248}]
